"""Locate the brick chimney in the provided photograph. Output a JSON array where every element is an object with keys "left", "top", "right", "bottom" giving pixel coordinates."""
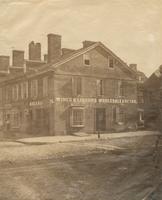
[
  {"left": 47, "top": 33, "right": 61, "bottom": 63},
  {"left": 0, "top": 56, "right": 10, "bottom": 72},
  {"left": 29, "top": 41, "right": 41, "bottom": 61},
  {"left": 82, "top": 40, "right": 96, "bottom": 48},
  {"left": 129, "top": 64, "right": 137, "bottom": 71},
  {"left": 12, "top": 50, "right": 24, "bottom": 67}
]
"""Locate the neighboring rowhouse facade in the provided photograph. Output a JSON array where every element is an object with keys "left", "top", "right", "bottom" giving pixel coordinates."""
[{"left": 0, "top": 34, "right": 138, "bottom": 136}]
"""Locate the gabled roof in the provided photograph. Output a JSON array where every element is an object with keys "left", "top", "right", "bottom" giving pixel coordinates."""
[
  {"left": 144, "top": 65, "right": 162, "bottom": 90},
  {"left": 0, "top": 41, "right": 138, "bottom": 82},
  {"left": 50, "top": 42, "right": 137, "bottom": 75}
]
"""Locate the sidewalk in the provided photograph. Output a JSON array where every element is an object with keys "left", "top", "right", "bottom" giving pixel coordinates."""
[{"left": 17, "top": 131, "right": 160, "bottom": 145}]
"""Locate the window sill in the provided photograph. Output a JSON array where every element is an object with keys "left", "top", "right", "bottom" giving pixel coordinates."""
[
  {"left": 71, "top": 125, "right": 84, "bottom": 128},
  {"left": 84, "top": 64, "right": 91, "bottom": 67}
]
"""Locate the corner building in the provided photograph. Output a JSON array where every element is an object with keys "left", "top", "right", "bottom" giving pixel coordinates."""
[
  {"left": 0, "top": 35, "right": 138, "bottom": 136},
  {"left": 53, "top": 42, "right": 137, "bottom": 135}
]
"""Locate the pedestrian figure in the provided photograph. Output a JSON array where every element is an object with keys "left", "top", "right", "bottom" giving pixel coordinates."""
[{"left": 97, "top": 131, "right": 101, "bottom": 139}]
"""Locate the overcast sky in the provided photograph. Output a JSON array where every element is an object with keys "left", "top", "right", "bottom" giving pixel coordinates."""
[{"left": 0, "top": 0, "right": 162, "bottom": 76}]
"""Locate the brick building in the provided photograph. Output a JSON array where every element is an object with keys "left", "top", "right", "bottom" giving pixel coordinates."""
[
  {"left": 129, "top": 64, "right": 147, "bottom": 128},
  {"left": 143, "top": 65, "right": 162, "bottom": 130},
  {"left": 0, "top": 33, "right": 139, "bottom": 136}
]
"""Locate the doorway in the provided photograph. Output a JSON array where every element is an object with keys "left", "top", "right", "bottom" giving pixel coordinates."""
[{"left": 96, "top": 108, "right": 106, "bottom": 131}]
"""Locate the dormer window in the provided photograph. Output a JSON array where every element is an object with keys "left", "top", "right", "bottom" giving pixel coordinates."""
[
  {"left": 108, "top": 56, "right": 114, "bottom": 68},
  {"left": 83, "top": 54, "right": 90, "bottom": 66}
]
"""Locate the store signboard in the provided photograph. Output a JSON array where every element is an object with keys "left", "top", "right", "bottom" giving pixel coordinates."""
[
  {"left": 55, "top": 97, "right": 137, "bottom": 104},
  {"left": 29, "top": 101, "right": 43, "bottom": 106}
]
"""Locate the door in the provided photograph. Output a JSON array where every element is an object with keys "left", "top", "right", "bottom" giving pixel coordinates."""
[{"left": 96, "top": 108, "right": 106, "bottom": 131}]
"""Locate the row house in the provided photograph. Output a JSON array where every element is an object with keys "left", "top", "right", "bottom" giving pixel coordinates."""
[{"left": 0, "top": 33, "right": 139, "bottom": 136}]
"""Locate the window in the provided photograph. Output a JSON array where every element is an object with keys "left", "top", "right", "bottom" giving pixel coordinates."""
[
  {"left": 97, "top": 79, "right": 104, "bottom": 96},
  {"left": 72, "top": 77, "right": 82, "bottom": 96},
  {"left": 11, "top": 110, "right": 20, "bottom": 128},
  {"left": 43, "top": 77, "right": 48, "bottom": 97},
  {"left": 108, "top": 56, "right": 114, "bottom": 68},
  {"left": 20, "top": 81, "right": 28, "bottom": 99},
  {"left": 48, "top": 77, "right": 53, "bottom": 97},
  {"left": 113, "top": 107, "right": 125, "bottom": 123},
  {"left": 0, "top": 88, "right": 2, "bottom": 103},
  {"left": 118, "top": 81, "right": 125, "bottom": 97},
  {"left": 139, "top": 111, "right": 144, "bottom": 121},
  {"left": 5, "top": 86, "right": 10, "bottom": 103},
  {"left": 12, "top": 84, "right": 19, "bottom": 101},
  {"left": 31, "top": 79, "right": 38, "bottom": 99},
  {"left": 139, "top": 76, "right": 142, "bottom": 82},
  {"left": 83, "top": 54, "right": 90, "bottom": 66},
  {"left": 71, "top": 107, "right": 84, "bottom": 127},
  {"left": 138, "top": 91, "right": 144, "bottom": 104}
]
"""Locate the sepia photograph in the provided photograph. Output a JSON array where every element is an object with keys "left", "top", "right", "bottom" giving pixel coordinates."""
[{"left": 0, "top": 0, "right": 162, "bottom": 199}]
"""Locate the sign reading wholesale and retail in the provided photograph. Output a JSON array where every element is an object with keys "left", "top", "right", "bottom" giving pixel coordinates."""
[
  {"left": 29, "top": 98, "right": 137, "bottom": 107},
  {"left": 55, "top": 97, "right": 137, "bottom": 104}
]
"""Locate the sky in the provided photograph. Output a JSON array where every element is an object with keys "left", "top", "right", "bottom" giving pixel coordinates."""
[{"left": 0, "top": 0, "right": 162, "bottom": 76}]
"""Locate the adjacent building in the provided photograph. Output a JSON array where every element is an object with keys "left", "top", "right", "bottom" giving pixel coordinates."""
[
  {"left": 129, "top": 64, "right": 147, "bottom": 128},
  {"left": 143, "top": 65, "right": 162, "bottom": 130},
  {"left": 0, "top": 33, "right": 140, "bottom": 136}
]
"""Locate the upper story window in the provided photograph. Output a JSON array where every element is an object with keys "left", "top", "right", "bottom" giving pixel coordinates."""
[
  {"left": 0, "top": 88, "right": 2, "bottom": 103},
  {"left": 97, "top": 79, "right": 104, "bottom": 96},
  {"left": 138, "top": 91, "right": 144, "bottom": 104},
  {"left": 20, "top": 81, "right": 28, "bottom": 99},
  {"left": 138, "top": 76, "right": 142, "bottom": 81},
  {"left": 118, "top": 81, "right": 125, "bottom": 97},
  {"left": 72, "top": 77, "right": 82, "bottom": 97},
  {"left": 12, "top": 84, "right": 19, "bottom": 101},
  {"left": 108, "top": 56, "right": 114, "bottom": 68},
  {"left": 43, "top": 77, "right": 48, "bottom": 97},
  {"left": 31, "top": 79, "right": 38, "bottom": 99},
  {"left": 5, "top": 86, "right": 10, "bottom": 103},
  {"left": 83, "top": 53, "right": 90, "bottom": 66}
]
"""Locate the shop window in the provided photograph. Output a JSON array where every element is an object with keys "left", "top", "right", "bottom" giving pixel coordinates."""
[
  {"left": 118, "top": 109, "right": 125, "bottom": 123},
  {"left": 71, "top": 107, "right": 84, "bottom": 127},
  {"left": 83, "top": 54, "right": 90, "bottom": 66},
  {"left": 43, "top": 77, "right": 48, "bottom": 97},
  {"left": 31, "top": 79, "right": 38, "bottom": 99},
  {"left": 11, "top": 110, "right": 20, "bottom": 128},
  {"left": 97, "top": 79, "right": 104, "bottom": 96},
  {"left": 113, "top": 107, "right": 125, "bottom": 123},
  {"left": 72, "top": 77, "right": 82, "bottom": 96}
]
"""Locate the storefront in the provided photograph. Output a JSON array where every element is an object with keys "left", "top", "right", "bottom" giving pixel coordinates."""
[{"left": 54, "top": 97, "right": 138, "bottom": 135}]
